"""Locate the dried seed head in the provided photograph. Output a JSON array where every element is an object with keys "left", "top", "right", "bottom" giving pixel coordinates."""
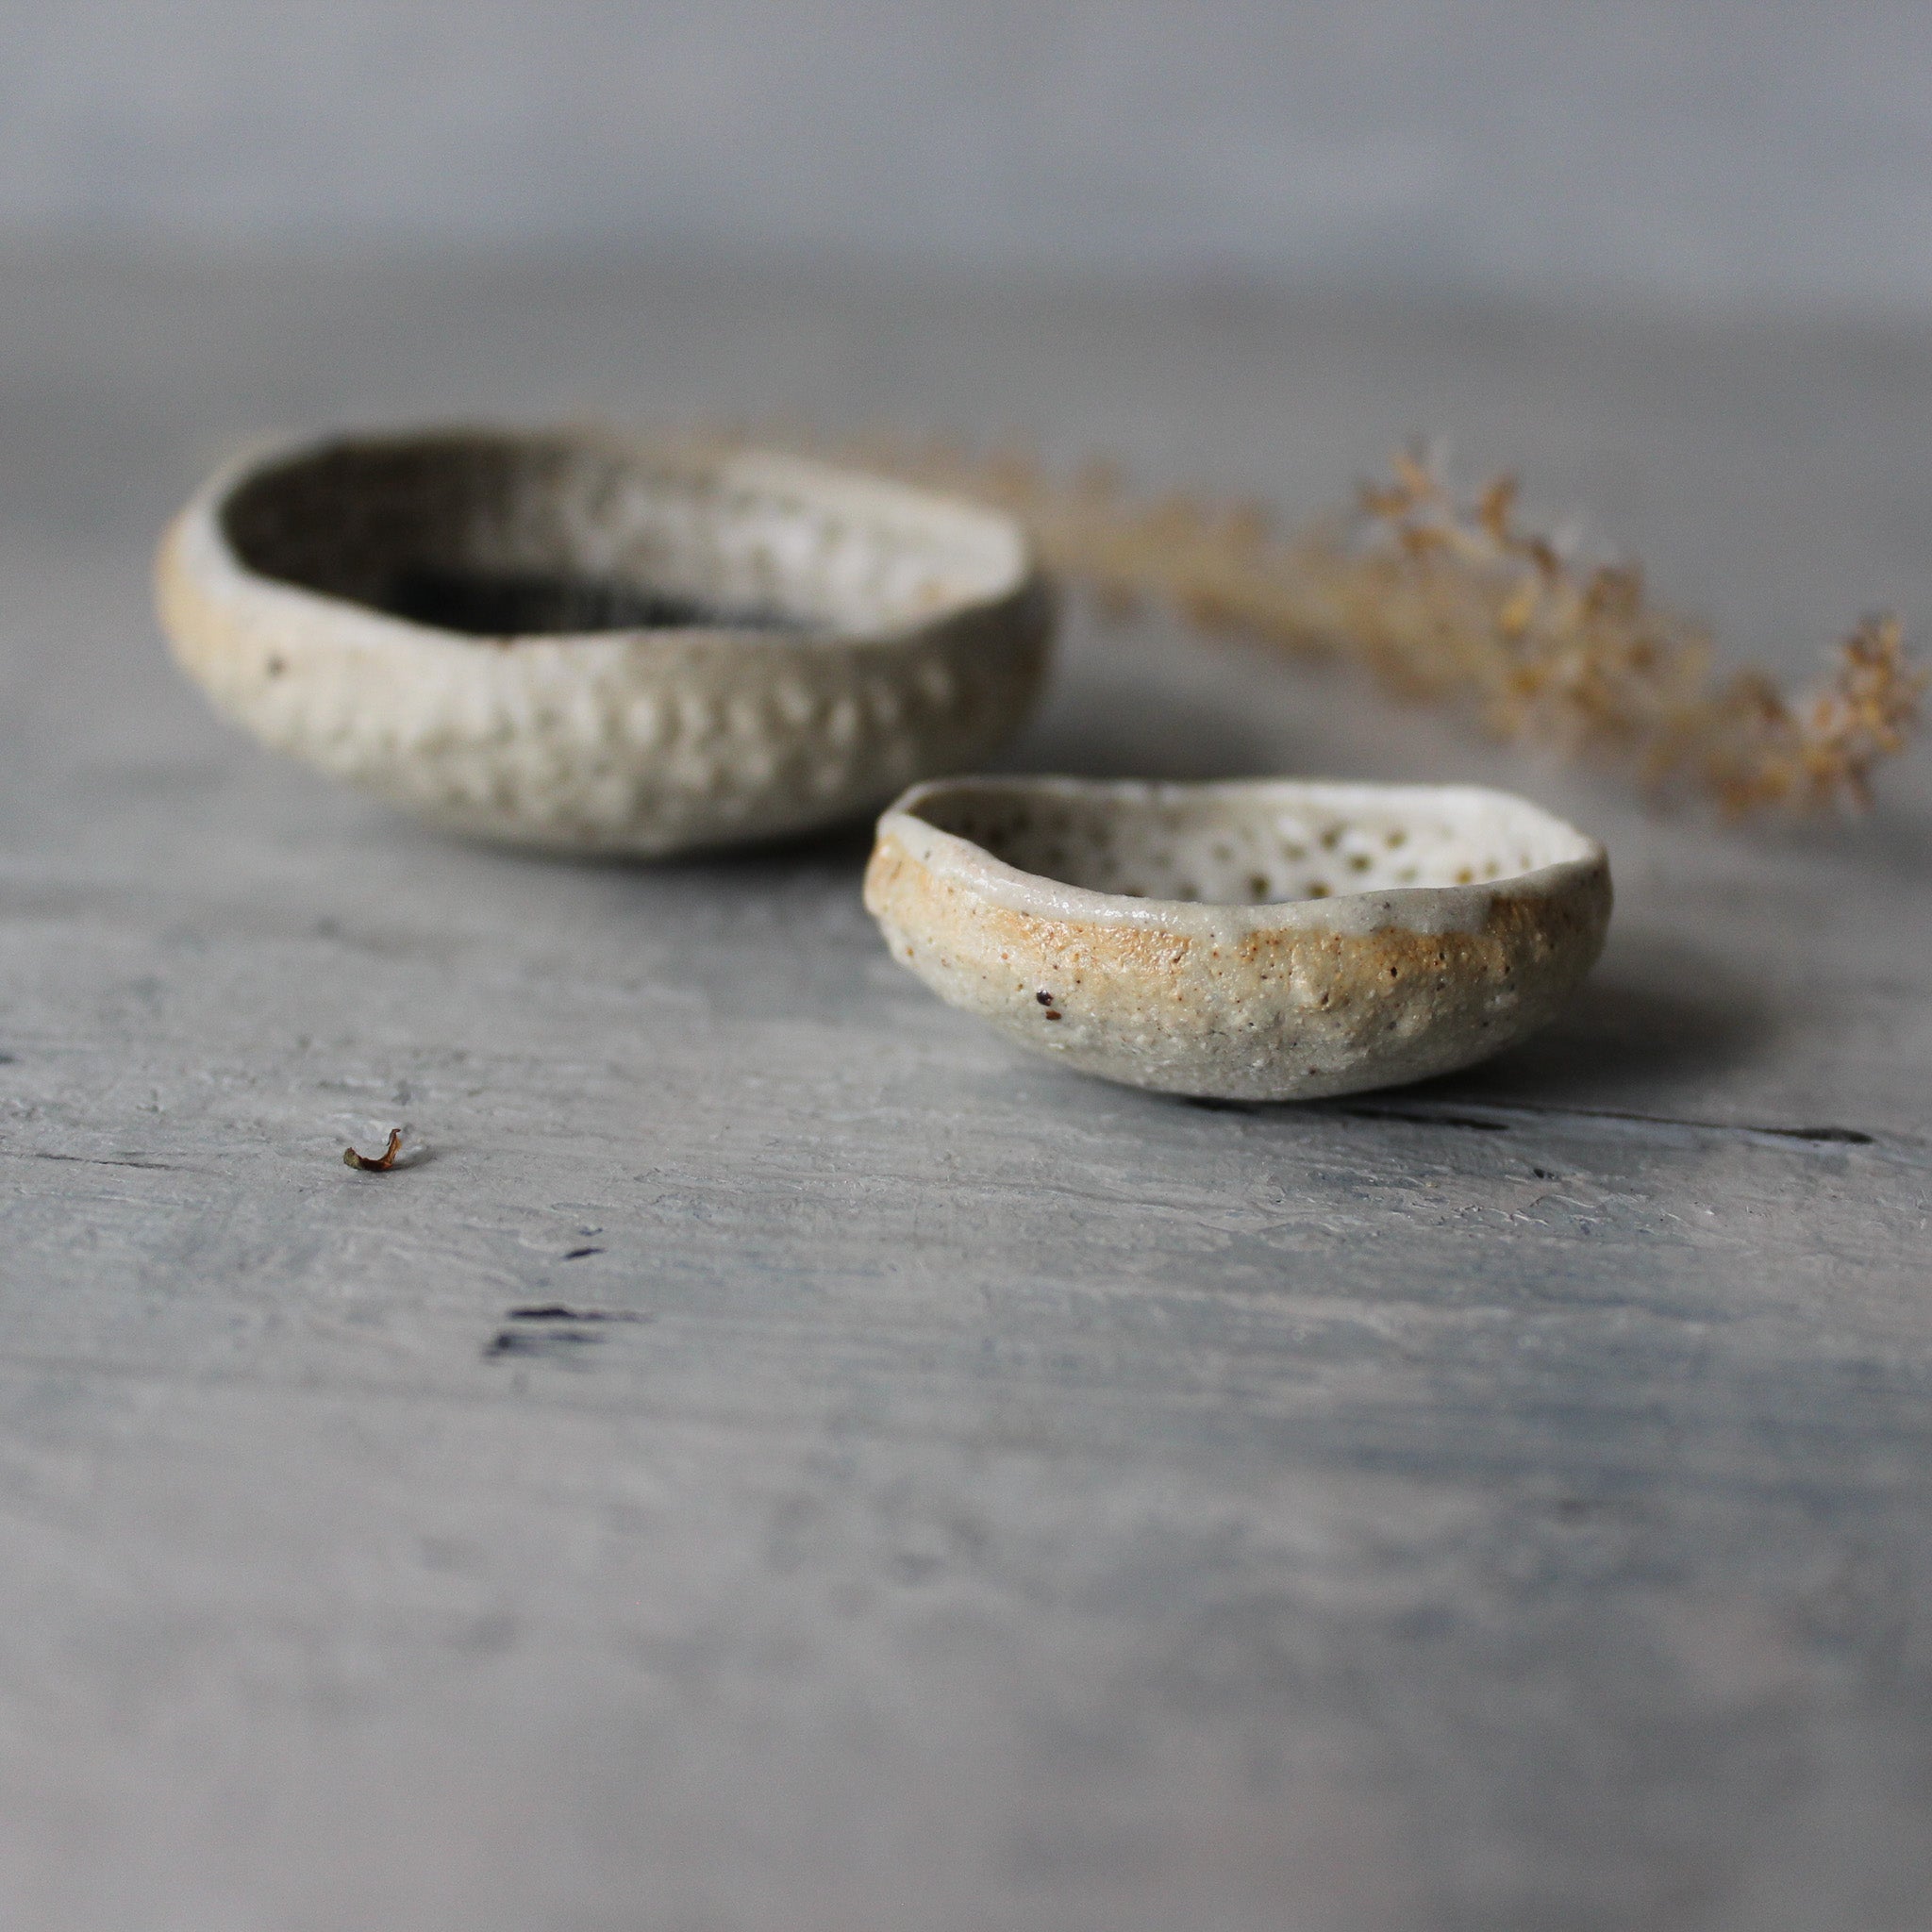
[{"left": 793, "top": 429, "right": 1919, "bottom": 822}]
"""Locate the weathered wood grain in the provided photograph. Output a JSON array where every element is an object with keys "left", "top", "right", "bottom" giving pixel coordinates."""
[{"left": 0, "top": 247, "right": 1928, "bottom": 1931}]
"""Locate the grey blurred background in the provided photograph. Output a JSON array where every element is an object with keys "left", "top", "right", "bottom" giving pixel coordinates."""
[{"left": 4, "top": 0, "right": 1929, "bottom": 315}]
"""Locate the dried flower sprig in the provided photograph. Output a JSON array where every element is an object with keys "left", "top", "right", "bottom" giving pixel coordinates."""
[{"left": 802, "top": 435, "right": 1922, "bottom": 818}]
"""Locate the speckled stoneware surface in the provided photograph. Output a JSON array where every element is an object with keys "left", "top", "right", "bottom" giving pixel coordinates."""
[
  {"left": 866, "top": 775, "right": 1612, "bottom": 1100},
  {"left": 156, "top": 429, "right": 1053, "bottom": 854}
]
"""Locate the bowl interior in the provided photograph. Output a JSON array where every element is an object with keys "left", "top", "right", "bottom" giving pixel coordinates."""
[
  {"left": 913, "top": 782, "right": 1591, "bottom": 906},
  {"left": 219, "top": 433, "right": 1018, "bottom": 639}
]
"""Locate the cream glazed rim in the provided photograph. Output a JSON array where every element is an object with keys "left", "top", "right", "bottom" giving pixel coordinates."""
[
  {"left": 167, "top": 427, "right": 1038, "bottom": 648},
  {"left": 875, "top": 775, "right": 1608, "bottom": 936},
  {"left": 155, "top": 425, "right": 1056, "bottom": 855},
  {"left": 864, "top": 774, "right": 1613, "bottom": 1101}
]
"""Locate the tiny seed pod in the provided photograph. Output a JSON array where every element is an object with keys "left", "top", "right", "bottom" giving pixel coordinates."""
[
  {"left": 156, "top": 428, "right": 1054, "bottom": 855},
  {"left": 864, "top": 775, "right": 1611, "bottom": 1101},
  {"left": 342, "top": 1128, "right": 404, "bottom": 1173}
]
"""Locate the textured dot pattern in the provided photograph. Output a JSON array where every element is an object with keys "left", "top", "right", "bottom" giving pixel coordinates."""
[
  {"left": 920, "top": 786, "right": 1581, "bottom": 905},
  {"left": 158, "top": 435, "right": 1054, "bottom": 855},
  {"left": 866, "top": 777, "right": 1612, "bottom": 1102}
]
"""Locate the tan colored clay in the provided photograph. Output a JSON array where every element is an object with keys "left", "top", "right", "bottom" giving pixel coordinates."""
[
  {"left": 865, "top": 776, "right": 1611, "bottom": 1100},
  {"left": 157, "top": 429, "right": 1053, "bottom": 854}
]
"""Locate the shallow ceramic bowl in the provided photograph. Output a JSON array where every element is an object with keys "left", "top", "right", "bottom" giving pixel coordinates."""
[
  {"left": 865, "top": 775, "right": 1611, "bottom": 1100},
  {"left": 156, "top": 428, "right": 1053, "bottom": 854}
]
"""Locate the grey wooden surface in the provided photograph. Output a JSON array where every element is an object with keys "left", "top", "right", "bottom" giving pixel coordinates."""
[{"left": 2, "top": 248, "right": 1930, "bottom": 1932}]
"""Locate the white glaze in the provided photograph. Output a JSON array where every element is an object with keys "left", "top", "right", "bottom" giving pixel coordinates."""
[
  {"left": 157, "top": 430, "right": 1054, "bottom": 854},
  {"left": 866, "top": 776, "right": 1612, "bottom": 1101}
]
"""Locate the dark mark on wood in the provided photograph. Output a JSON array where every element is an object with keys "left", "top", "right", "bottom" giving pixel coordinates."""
[
  {"left": 506, "top": 1305, "right": 647, "bottom": 1324},
  {"left": 485, "top": 1303, "right": 649, "bottom": 1363},
  {"left": 1404, "top": 1100, "right": 1883, "bottom": 1145},
  {"left": 1185, "top": 1093, "right": 1893, "bottom": 1157},
  {"left": 1337, "top": 1108, "right": 1510, "bottom": 1132},
  {"left": 5, "top": 1148, "right": 189, "bottom": 1172},
  {"left": 484, "top": 1327, "right": 603, "bottom": 1359},
  {"left": 1487, "top": 1103, "right": 1884, "bottom": 1149}
]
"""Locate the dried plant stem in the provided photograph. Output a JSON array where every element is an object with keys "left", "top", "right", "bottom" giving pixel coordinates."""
[
  {"left": 343, "top": 1128, "right": 404, "bottom": 1173},
  {"left": 806, "top": 436, "right": 1923, "bottom": 818}
]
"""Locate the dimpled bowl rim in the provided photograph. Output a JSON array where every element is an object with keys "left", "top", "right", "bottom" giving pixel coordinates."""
[
  {"left": 154, "top": 428, "right": 1055, "bottom": 855},
  {"left": 864, "top": 774, "right": 1613, "bottom": 1101},
  {"left": 878, "top": 775, "right": 1607, "bottom": 938}
]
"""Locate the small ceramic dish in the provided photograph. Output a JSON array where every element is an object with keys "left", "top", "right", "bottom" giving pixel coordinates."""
[
  {"left": 865, "top": 775, "right": 1611, "bottom": 1100},
  {"left": 156, "top": 428, "right": 1053, "bottom": 854}
]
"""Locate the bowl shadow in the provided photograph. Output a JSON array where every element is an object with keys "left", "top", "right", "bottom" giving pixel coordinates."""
[
  {"left": 1368, "top": 956, "right": 1777, "bottom": 1118},
  {"left": 1178, "top": 957, "right": 1775, "bottom": 1123}
]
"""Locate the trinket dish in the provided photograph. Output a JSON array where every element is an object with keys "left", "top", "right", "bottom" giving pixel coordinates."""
[
  {"left": 157, "top": 428, "right": 1053, "bottom": 853},
  {"left": 865, "top": 775, "right": 1611, "bottom": 1100}
]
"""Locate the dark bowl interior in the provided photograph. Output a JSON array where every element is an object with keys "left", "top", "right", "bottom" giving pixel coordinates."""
[{"left": 221, "top": 433, "right": 802, "bottom": 638}]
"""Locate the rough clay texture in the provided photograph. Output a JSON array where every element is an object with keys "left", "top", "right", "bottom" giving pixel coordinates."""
[
  {"left": 10, "top": 248, "right": 1932, "bottom": 1932},
  {"left": 866, "top": 777, "right": 1612, "bottom": 1100},
  {"left": 156, "top": 431, "right": 1054, "bottom": 855}
]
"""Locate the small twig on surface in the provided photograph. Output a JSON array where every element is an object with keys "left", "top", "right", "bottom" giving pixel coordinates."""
[{"left": 342, "top": 1127, "right": 405, "bottom": 1173}]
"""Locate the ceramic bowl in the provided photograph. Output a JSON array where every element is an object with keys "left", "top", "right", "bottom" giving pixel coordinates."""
[
  {"left": 156, "top": 428, "right": 1054, "bottom": 854},
  {"left": 865, "top": 775, "right": 1611, "bottom": 1100}
]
